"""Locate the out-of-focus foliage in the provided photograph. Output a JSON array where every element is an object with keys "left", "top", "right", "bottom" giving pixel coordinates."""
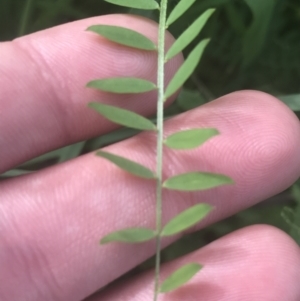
[
  {"left": 1, "top": 0, "right": 300, "bottom": 265},
  {"left": 282, "top": 179, "right": 300, "bottom": 245}
]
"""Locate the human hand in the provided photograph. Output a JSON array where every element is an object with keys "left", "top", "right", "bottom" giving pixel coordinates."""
[{"left": 1, "top": 14, "right": 300, "bottom": 301}]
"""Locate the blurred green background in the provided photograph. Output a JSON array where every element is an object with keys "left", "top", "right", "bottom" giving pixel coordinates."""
[{"left": 1, "top": 0, "right": 300, "bottom": 276}]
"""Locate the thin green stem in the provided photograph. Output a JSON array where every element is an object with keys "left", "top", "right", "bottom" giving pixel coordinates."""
[
  {"left": 154, "top": 0, "right": 168, "bottom": 300},
  {"left": 18, "top": 0, "right": 34, "bottom": 37}
]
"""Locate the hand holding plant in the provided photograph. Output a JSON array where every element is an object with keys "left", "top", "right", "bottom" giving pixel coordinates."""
[{"left": 0, "top": 3, "right": 300, "bottom": 301}]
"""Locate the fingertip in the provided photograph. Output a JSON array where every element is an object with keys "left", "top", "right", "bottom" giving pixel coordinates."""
[{"left": 206, "top": 90, "right": 300, "bottom": 199}]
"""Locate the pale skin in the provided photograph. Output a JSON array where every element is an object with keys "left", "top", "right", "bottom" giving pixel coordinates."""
[{"left": 1, "top": 14, "right": 300, "bottom": 301}]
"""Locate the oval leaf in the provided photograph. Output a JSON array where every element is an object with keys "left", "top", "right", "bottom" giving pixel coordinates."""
[
  {"left": 164, "top": 128, "right": 219, "bottom": 149},
  {"left": 97, "top": 150, "right": 156, "bottom": 179},
  {"left": 160, "top": 263, "right": 202, "bottom": 293},
  {"left": 87, "top": 25, "right": 156, "bottom": 51},
  {"left": 87, "top": 77, "right": 157, "bottom": 94},
  {"left": 166, "top": 0, "right": 196, "bottom": 27},
  {"left": 166, "top": 9, "right": 215, "bottom": 61},
  {"left": 163, "top": 172, "right": 234, "bottom": 191},
  {"left": 101, "top": 227, "right": 156, "bottom": 244},
  {"left": 88, "top": 102, "right": 156, "bottom": 131},
  {"left": 161, "top": 203, "right": 213, "bottom": 236},
  {"left": 105, "top": 0, "right": 159, "bottom": 10},
  {"left": 164, "top": 39, "right": 210, "bottom": 99}
]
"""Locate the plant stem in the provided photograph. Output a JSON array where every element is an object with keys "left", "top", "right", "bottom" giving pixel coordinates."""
[{"left": 154, "top": 0, "right": 168, "bottom": 300}]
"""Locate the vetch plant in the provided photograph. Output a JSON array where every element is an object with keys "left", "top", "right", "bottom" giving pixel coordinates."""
[{"left": 86, "top": 0, "right": 234, "bottom": 299}]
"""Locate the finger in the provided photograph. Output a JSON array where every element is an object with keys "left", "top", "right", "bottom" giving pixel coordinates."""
[
  {"left": 86, "top": 225, "right": 300, "bottom": 301},
  {"left": 0, "top": 91, "right": 300, "bottom": 301},
  {"left": 0, "top": 14, "right": 182, "bottom": 173}
]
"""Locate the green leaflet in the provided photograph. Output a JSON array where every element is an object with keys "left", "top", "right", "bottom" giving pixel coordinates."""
[
  {"left": 97, "top": 150, "right": 156, "bottom": 179},
  {"left": 163, "top": 172, "right": 234, "bottom": 191},
  {"left": 87, "top": 25, "right": 156, "bottom": 51},
  {"left": 164, "top": 128, "right": 219, "bottom": 149},
  {"left": 160, "top": 263, "right": 202, "bottom": 293},
  {"left": 165, "top": 9, "right": 215, "bottom": 61},
  {"left": 87, "top": 77, "right": 157, "bottom": 94},
  {"left": 105, "top": 0, "right": 159, "bottom": 10},
  {"left": 101, "top": 227, "right": 156, "bottom": 244},
  {"left": 88, "top": 102, "right": 156, "bottom": 131},
  {"left": 161, "top": 203, "right": 213, "bottom": 236},
  {"left": 164, "top": 39, "right": 210, "bottom": 99},
  {"left": 166, "top": 0, "right": 196, "bottom": 27}
]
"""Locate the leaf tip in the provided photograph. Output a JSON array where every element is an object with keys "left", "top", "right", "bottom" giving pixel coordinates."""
[
  {"left": 207, "top": 8, "right": 216, "bottom": 15},
  {"left": 86, "top": 81, "right": 94, "bottom": 88},
  {"left": 86, "top": 25, "right": 97, "bottom": 33},
  {"left": 203, "top": 38, "right": 211, "bottom": 45},
  {"left": 87, "top": 102, "right": 96, "bottom": 109},
  {"left": 100, "top": 237, "right": 109, "bottom": 245}
]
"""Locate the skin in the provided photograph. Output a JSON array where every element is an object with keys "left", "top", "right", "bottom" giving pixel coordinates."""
[{"left": 0, "top": 14, "right": 300, "bottom": 301}]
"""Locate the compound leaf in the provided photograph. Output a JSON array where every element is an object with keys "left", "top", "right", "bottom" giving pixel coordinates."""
[
  {"left": 105, "top": 0, "right": 159, "bottom": 10},
  {"left": 164, "top": 39, "right": 210, "bottom": 99},
  {"left": 163, "top": 172, "right": 234, "bottom": 191},
  {"left": 166, "top": 0, "right": 196, "bottom": 27},
  {"left": 87, "top": 77, "right": 157, "bottom": 94},
  {"left": 101, "top": 227, "right": 156, "bottom": 244},
  {"left": 89, "top": 102, "right": 156, "bottom": 131},
  {"left": 97, "top": 150, "right": 156, "bottom": 179},
  {"left": 166, "top": 9, "right": 215, "bottom": 61},
  {"left": 164, "top": 128, "right": 219, "bottom": 149},
  {"left": 87, "top": 25, "right": 156, "bottom": 51},
  {"left": 161, "top": 203, "right": 213, "bottom": 236},
  {"left": 160, "top": 263, "right": 202, "bottom": 293}
]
